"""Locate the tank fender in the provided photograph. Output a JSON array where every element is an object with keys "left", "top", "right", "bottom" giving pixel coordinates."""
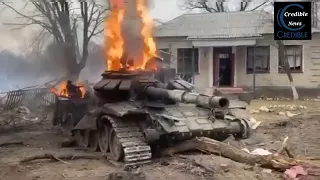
[
  {"left": 122, "top": 109, "right": 149, "bottom": 118},
  {"left": 72, "top": 112, "right": 98, "bottom": 131},
  {"left": 72, "top": 108, "right": 103, "bottom": 131},
  {"left": 101, "top": 106, "right": 122, "bottom": 117}
]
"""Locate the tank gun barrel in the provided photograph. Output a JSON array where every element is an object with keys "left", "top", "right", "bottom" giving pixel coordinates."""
[{"left": 145, "top": 86, "right": 229, "bottom": 109}]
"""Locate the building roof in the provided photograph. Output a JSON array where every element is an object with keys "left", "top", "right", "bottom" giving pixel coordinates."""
[
  {"left": 155, "top": 11, "right": 320, "bottom": 39},
  {"left": 155, "top": 11, "right": 274, "bottom": 39}
]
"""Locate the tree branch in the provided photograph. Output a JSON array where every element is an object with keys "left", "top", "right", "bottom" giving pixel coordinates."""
[
  {"left": 181, "top": 0, "right": 269, "bottom": 13},
  {"left": 2, "top": 1, "right": 109, "bottom": 80},
  {"left": 2, "top": 2, "right": 53, "bottom": 33},
  {"left": 250, "top": 2, "right": 268, "bottom": 11}
]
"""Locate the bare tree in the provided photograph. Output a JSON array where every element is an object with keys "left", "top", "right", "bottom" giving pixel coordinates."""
[
  {"left": 180, "top": 0, "right": 269, "bottom": 13},
  {"left": 269, "top": 2, "right": 299, "bottom": 100},
  {"left": 2, "top": 1, "right": 109, "bottom": 80}
]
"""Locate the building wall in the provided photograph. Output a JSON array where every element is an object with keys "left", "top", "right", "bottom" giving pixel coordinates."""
[
  {"left": 236, "top": 34, "right": 320, "bottom": 87},
  {"left": 155, "top": 37, "right": 212, "bottom": 90},
  {"left": 156, "top": 34, "right": 320, "bottom": 89}
]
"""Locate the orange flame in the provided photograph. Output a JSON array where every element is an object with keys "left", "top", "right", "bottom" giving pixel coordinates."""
[
  {"left": 105, "top": 0, "right": 125, "bottom": 71},
  {"left": 136, "top": 0, "right": 157, "bottom": 70},
  {"left": 104, "top": 0, "right": 158, "bottom": 71},
  {"left": 50, "top": 81, "right": 86, "bottom": 98}
]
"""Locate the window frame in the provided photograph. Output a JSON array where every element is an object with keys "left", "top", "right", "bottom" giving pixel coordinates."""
[
  {"left": 278, "top": 45, "right": 303, "bottom": 73},
  {"left": 177, "top": 48, "right": 199, "bottom": 74},
  {"left": 246, "top": 46, "right": 270, "bottom": 74}
]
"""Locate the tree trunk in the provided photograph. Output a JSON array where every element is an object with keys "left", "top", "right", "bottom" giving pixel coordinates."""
[
  {"left": 277, "top": 40, "right": 299, "bottom": 100},
  {"left": 57, "top": 5, "right": 86, "bottom": 82},
  {"left": 68, "top": 66, "right": 82, "bottom": 81}
]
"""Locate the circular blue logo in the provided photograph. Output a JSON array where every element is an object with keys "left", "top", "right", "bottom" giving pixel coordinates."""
[{"left": 276, "top": 4, "right": 305, "bottom": 31}]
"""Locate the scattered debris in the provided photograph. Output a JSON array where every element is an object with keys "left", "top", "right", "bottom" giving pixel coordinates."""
[
  {"left": 244, "top": 165, "right": 254, "bottom": 171},
  {"left": 285, "top": 111, "right": 301, "bottom": 118},
  {"left": 278, "top": 111, "right": 286, "bottom": 116},
  {"left": 262, "top": 169, "right": 272, "bottom": 174},
  {"left": 159, "top": 159, "right": 170, "bottom": 166},
  {"left": 268, "top": 105, "right": 307, "bottom": 110},
  {"left": 178, "top": 155, "right": 215, "bottom": 174},
  {"left": 161, "top": 137, "right": 320, "bottom": 176},
  {"left": 250, "top": 109, "right": 260, "bottom": 114},
  {"left": 0, "top": 141, "right": 24, "bottom": 147},
  {"left": 19, "top": 153, "right": 100, "bottom": 163},
  {"left": 242, "top": 148, "right": 272, "bottom": 156},
  {"left": 284, "top": 166, "right": 307, "bottom": 180},
  {"left": 220, "top": 164, "right": 230, "bottom": 172},
  {"left": 107, "top": 168, "right": 146, "bottom": 180},
  {"left": 277, "top": 111, "right": 301, "bottom": 118},
  {"left": 258, "top": 97, "right": 319, "bottom": 102},
  {"left": 15, "top": 106, "right": 40, "bottom": 122},
  {"left": 259, "top": 106, "right": 273, "bottom": 112},
  {"left": 250, "top": 104, "right": 307, "bottom": 118},
  {"left": 249, "top": 118, "right": 261, "bottom": 130},
  {"left": 17, "top": 106, "right": 31, "bottom": 114}
]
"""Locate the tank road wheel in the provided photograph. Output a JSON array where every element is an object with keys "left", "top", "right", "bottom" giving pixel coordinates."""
[
  {"left": 98, "top": 124, "right": 110, "bottom": 155},
  {"left": 88, "top": 130, "right": 99, "bottom": 152},
  {"left": 109, "top": 128, "right": 124, "bottom": 161}
]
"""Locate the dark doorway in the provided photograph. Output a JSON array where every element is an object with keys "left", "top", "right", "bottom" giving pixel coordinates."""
[
  {"left": 213, "top": 47, "right": 234, "bottom": 87},
  {"left": 219, "top": 54, "right": 232, "bottom": 86}
]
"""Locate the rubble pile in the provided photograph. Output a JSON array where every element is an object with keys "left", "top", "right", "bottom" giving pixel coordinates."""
[{"left": 0, "top": 105, "right": 46, "bottom": 129}]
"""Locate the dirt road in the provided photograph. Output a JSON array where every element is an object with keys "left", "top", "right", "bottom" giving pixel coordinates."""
[{"left": 0, "top": 100, "right": 319, "bottom": 180}]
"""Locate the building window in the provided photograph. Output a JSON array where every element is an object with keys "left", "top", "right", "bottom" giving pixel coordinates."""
[
  {"left": 157, "top": 48, "right": 171, "bottom": 64},
  {"left": 247, "top": 46, "right": 270, "bottom": 74},
  {"left": 278, "top": 45, "right": 302, "bottom": 73},
  {"left": 177, "top": 48, "right": 199, "bottom": 73}
]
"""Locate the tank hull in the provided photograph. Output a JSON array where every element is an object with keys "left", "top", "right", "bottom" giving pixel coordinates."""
[{"left": 72, "top": 100, "right": 252, "bottom": 166}]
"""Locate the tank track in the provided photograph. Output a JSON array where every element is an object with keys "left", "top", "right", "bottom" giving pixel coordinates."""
[{"left": 108, "top": 117, "right": 152, "bottom": 167}]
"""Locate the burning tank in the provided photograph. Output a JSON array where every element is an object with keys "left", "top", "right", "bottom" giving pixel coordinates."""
[
  {"left": 57, "top": 0, "right": 253, "bottom": 168},
  {"left": 50, "top": 80, "right": 89, "bottom": 129},
  {"left": 71, "top": 67, "right": 252, "bottom": 167}
]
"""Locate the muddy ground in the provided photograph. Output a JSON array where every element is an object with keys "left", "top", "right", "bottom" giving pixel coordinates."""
[{"left": 0, "top": 100, "right": 319, "bottom": 180}]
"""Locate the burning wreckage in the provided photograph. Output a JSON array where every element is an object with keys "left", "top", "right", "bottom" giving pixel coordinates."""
[
  {"left": 50, "top": 0, "right": 253, "bottom": 168},
  {"left": 51, "top": 62, "right": 253, "bottom": 167}
]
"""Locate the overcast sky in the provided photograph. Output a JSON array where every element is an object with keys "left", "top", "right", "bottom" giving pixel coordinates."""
[
  {"left": 0, "top": 0, "right": 185, "bottom": 53},
  {"left": 0, "top": 0, "right": 279, "bottom": 53}
]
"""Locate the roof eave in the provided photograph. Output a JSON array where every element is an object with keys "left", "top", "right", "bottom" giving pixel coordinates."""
[{"left": 186, "top": 36, "right": 264, "bottom": 40}]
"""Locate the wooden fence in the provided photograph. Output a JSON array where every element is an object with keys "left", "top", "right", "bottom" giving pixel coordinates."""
[{"left": 3, "top": 88, "right": 56, "bottom": 110}]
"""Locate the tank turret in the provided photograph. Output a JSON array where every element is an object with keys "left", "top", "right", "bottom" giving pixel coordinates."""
[{"left": 93, "top": 70, "right": 228, "bottom": 109}]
